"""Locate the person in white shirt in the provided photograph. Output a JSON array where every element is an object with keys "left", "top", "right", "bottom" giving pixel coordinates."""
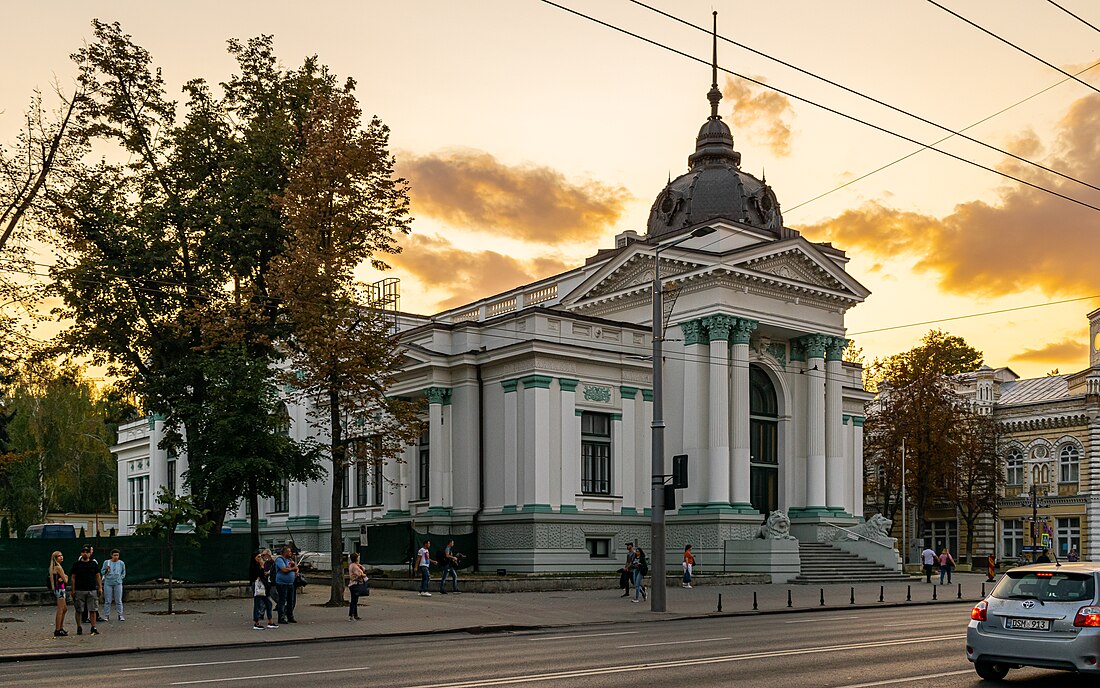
[
  {"left": 920, "top": 546, "right": 937, "bottom": 583},
  {"left": 416, "top": 540, "right": 436, "bottom": 597}
]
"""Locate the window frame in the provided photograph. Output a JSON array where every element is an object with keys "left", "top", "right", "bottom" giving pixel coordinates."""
[
  {"left": 1002, "top": 518, "right": 1024, "bottom": 559},
  {"left": 580, "top": 411, "right": 612, "bottom": 495},
  {"left": 1005, "top": 449, "right": 1024, "bottom": 486},
  {"left": 1059, "top": 445, "right": 1080, "bottom": 484},
  {"left": 417, "top": 431, "right": 430, "bottom": 501}
]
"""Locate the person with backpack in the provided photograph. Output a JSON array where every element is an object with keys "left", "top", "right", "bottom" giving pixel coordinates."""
[
  {"left": 48, "top": 551, "right": 69, "bottom": 637},
  {"left": 632, "top": 545, "right": 648, "bottom": 603},
  {"left": 100, "top": 549, "right": 126, "bottom": 622}
]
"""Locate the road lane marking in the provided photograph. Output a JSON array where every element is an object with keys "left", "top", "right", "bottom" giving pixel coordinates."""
[
  {"left": 833, "top": 669, "right": 973, "bottom": 687},
  {"left": 401, "top": 634, "right": 966, "bottom": 688},
  {"left": 527, "top": 631, "right": 639, "bottom": 641},
  {"left": 170, "top": 666, "right": 370, "bottom": 685},
  {"left": 784, "top": 615, "right": 861, "bottom": 624},
  {"left": 124, "top": 656, "right": 300, "bottom": 671},
  {"left": 619, "top": 637, "right": 731, "bottom": 648}
]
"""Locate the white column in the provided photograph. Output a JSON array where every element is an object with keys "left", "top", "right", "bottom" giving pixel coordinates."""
[
  {"left": 803, "top": 335, "right": 828, "bottom": 511},
  {"left": 559, "top": 380, "right": 580, "bottom": 512},
  {"left": 852, "top": 416, "right": 865, "bottom": 518},
  {"left": 679, "top": 320, "right": 708, "bottom": 508},
  {"left": 503, "top": 380, "right": 519, "bottom": 510},
  {"left": 825, "top": 338, "right": 846, "bottom": 513},
  {"left": 639, "top": 389, "right": 653, "bottom": 512},
  {"left": 620, "top": 388, "right": 638, "bottom": 512},
  {"left": 522, "top": 375, "right": 552, "bottom": 510},
  {"left": 442, "top": 402, "right": 454, "bottom": 509},
  {"left": 704, "top": 315, "right": 734, "bottom": 507},
  {"left": 426, "top": 387, "right": 449, "bottom": 512},
  {"left": 730, "top": 318, "right": 757, "bottom": 510}
]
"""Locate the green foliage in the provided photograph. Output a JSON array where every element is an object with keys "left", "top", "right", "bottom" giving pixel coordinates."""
[
  {"left": 864, "top": 329, "right": 983, "bottom": 392},
  {"left": 135, "top": 487, "right": 213, "bottom": 542},
  {"left": 0, "top": 517, "right": 9, "bottom": 539}
]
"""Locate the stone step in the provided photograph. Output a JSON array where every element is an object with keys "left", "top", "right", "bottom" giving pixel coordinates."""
[{"left": 794, "top": 542, "right": 911, "bottom": 584}]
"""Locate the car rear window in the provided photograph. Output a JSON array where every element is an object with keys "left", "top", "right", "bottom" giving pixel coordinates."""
[{"left": 992, "top": 571, "right": 1095, "bottom": 602}]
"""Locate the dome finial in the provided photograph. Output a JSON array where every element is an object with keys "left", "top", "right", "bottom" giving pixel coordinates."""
[{"left": 707, "top": 11, "right": 722, "bottom": 119}]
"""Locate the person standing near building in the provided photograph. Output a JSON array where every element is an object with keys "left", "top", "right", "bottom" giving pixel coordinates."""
[
  {"left": 69, "top": 546, "right": 101, "bottom": 635},
  {"left": 920, "top": 546, "right": 937, "bottom": 583},
  {"left": 938, "top": 548, "right": 955, "bottom": 585},
  {"left": 619, "top": 542, "right": 635, "bottom": 597},
  {"left": 348, "top": 552, "right": 367, "bottom": 620},
  {"left": 1068, "top": 547, "right": 1080, "bottom": 562},
  {"left": 416, "top": 540, "right": 435, "bottom": 597},
  {"left": 100, "top": 549, "right": 126, "bottom": 622},
  {"left": 439, "top": 539, "right": 460, "bottom": 594},
  {"left": 274, "top": 545, "right": 299, "bottom": 623},
  {"left": 49, "top": 551, "right": 68, "bottom": 637},
  {"left": 682, "top": 544, "right": 695, "bottom": 589},
  {"left": 632, "top": 545, "right": 648, "bottom": 603}
]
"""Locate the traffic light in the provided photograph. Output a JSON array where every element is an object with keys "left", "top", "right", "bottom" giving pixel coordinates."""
[{"left": 672, "top": 454, "right": 688, "bottom": 489}]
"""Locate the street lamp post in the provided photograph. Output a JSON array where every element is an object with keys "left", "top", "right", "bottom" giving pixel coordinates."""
[{"left": 650, "top": 225, "right": 715, "bottom": 612}]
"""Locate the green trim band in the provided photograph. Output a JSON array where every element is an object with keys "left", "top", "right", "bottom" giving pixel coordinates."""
[
  {"left": 424, "top": 506, "right": 453, "bottom": 516},
  {"left": 559, "top": 505, "right": 579, "bottom": 513},
  {"left": 558, "top": 378, "right": 579, "bottom": 392},
  {"left": 641, "top": 389, "right": 653, "bottom": 402},
  {"left": 620, "top": 386, "right": 638, "bottom": 400},
  {"left": 620, "top": 507, "right": 639, "bottom": 515},
  {"left": 286, "top": 515, "right": 320, "bottom": 526},
  {"left": 501, "top": 379, "right": 519, "bottom": 393},
  {"left": 521, "top": 503, "right": 553, "bottom": 513}
]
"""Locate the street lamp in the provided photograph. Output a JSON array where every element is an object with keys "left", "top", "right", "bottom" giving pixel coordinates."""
[{"left": 650, "top": 225, "right": 715, "bottom": 612}]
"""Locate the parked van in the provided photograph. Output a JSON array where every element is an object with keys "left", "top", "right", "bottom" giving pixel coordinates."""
[{"left": 24, "top": 524, "right": 78, "bottom": 539}]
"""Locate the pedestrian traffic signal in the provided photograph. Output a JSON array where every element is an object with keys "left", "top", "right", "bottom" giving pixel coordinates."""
[{"left": 672, "top": 454, "right": 688, "bottom": 488}]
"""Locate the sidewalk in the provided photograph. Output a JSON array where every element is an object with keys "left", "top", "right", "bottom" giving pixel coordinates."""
[{"left": 0, "top": 572, "right": 989, "bottom": 662}]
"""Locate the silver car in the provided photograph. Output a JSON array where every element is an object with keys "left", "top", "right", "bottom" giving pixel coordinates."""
[{"left": 967, "top": 562, "right": 1100, "bottom": 681}]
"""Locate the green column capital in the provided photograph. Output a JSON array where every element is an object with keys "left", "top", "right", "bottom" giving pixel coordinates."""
[
  {"left": 558, "top": 378, "right": 579, "bottom": 392},
  {"left": 501, "top": 379, "right": 519, "bottom": 393},
  {"left": 702, "top": 314, "right": 737, "bottom": 342},
  {"left": 520, "top": 374, "right": 553, "bottom": 389},
  {"left": 825, "top": 336, "right": 849, "bottom": 361},
  {"left": 796, "top": 334, "right": 831, "bottom": 360},
  {"left": 731, "top": 318, "right": 759, "bottom": 345},
  {"left": 680, "top": 319, "right": 709, "bottom": 346},
  {"left": 620, "top": 386, "right": 638, "bottom": 400},
  {"left": 425, "top": 386, "right": 452, "bottom": 405},
  {"left": 641, "top": 389, "right": 654, "bottom": 402}
]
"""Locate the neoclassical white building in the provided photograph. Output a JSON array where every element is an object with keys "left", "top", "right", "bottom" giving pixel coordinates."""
[{"left": 115, "top": 64, "right": 874, "bottom": 572}]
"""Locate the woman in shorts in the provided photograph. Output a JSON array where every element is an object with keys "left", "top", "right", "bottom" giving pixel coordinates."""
[{"left": 49, "top": 551, "right": 68, "bottom": 637}]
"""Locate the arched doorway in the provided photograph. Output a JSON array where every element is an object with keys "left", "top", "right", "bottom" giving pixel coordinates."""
[{"left": 749, "top": 365, "right": 779, "bottom": 514}]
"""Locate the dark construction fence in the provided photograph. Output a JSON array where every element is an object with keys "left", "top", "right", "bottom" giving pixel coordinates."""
[
  {"left": 358, "top": 523, "right": 477, "bottom": 571},
  {"left": 0, "top": 534, "right": 252, "bottom": 588}
]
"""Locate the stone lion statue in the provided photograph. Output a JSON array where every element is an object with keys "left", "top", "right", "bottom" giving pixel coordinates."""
[
  {"left": 851, "top": 513, "right": 892, "bottom": 540},
  {"left": 757, "top": 510, "right": 796, "bottom": 540}
]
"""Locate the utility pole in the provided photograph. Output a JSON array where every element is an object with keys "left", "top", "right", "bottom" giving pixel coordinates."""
[{"left": 901, "top": 437, "right": 907, "bottom": 564}]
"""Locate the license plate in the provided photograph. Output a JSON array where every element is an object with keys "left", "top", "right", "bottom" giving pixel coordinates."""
[{"left": 1005, "top": 618, "right": 1051, "bottom": 631}]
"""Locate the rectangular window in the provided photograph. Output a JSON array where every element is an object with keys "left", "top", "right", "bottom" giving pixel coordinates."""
[
  {"left": 273, "top": 479, "right": 290, "bottom": 513},
  {"left": 341, "top": 465, "right": 350, "bottom": 508},
  {"left": 129, "top": 476, "right": 149, "bottom": 525},
  {"left": 1006, "top": 459, "right": 1023, "bottom": 486},
  {"left": 373, "top": 459, "right": 384, "bottom": 506},
  {"left": 1003, "top": 519, "right": 1023, "bottom": 559},
  {"left": 1057, "top": 517, "right": 1081, "bottom": 558},
  {"left": 356, "top": 462, "right": 371, "bottom": 507},
  {"left": 418, "top": 431, "right": 430, "bottom": 501},
  {"left": 581, "top": 411, "right": 612, "bottom": 495},
  {"left": 586, "top": 538, "right": 611, "bottom": 558},
  {"left": 166, "top": 459, "right": 177, "bottom": 496}
]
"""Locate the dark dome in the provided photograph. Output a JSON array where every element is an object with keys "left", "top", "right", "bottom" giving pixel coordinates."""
[{"left": 647, "top": 85, "right": 782, "bottom": 239}]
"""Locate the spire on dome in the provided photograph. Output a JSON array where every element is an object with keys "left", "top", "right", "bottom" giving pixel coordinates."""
[{"left": 707, "top": 11, "right": 722, "bottom": 119}]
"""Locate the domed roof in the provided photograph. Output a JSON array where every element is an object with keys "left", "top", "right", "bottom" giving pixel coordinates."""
[{"left": 646, "top": 25, "right": 782, "bottom": 239}]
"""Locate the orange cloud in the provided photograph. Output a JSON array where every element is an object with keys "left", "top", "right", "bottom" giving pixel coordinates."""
[
  {"left": 1010, "top": 338, "right": 1085, "bottom": 365},
  {"left": 391, "top": 234, "right": 571, "bottom": 310},
  {"left": 723, "top": 76, "right": 794, "bottom": 156},
  {"left": 397, "top": 149, "right": 632, "bottom": 245},
  {"left": 798, "top": 94, "right": 1100, "bottom": 298}
]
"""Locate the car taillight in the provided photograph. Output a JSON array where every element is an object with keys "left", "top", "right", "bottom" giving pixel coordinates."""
[
  {"left": 1074, "top": 606, "right": 1100, "bottom": 627},
  {"left": 971, "top": 600, "right": 988, "bottom": 621}
]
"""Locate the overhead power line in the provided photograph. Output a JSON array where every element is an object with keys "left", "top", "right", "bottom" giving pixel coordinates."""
[
  {"left": 1045, "top": 0, "right": 1100, "bottom": 34},
  {"left": 925, "top": 0, "right": 1100, "bottom": 96},
  {"left": 630, "top": 0, "right": 1100, "bottom": 195},
  {"left": 536, "top": 0, "right": 1100, "bottom": 215}
]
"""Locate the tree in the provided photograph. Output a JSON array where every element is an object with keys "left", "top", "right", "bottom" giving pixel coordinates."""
[
  {"left": 952, "top": 411, "right": 1001, "bottom": 564},
  {"left": 134, "top": 487, "right": 211, "bottom": 614},
  {"left": 864, "top": 329, "right": 983, "bottom": 392},
  {"left": 270, "top": 80, "right": 421, "bottom": 605}
]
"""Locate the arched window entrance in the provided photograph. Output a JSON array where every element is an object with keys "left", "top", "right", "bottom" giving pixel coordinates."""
[{"left": 749, "top": 365, "right": 779, "bottom": 514}]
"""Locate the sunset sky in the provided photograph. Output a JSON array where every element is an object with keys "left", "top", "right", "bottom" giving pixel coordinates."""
[{"left": 2, "top": 0, "right": 1098, "bottom": 379}]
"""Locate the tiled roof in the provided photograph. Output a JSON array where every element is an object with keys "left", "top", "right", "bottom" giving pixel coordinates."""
[{"left": 999, "top": 375, "right": 1070, "bottom": 404}]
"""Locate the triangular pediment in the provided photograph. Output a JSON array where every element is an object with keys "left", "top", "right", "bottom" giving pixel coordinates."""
[
  {"left": 564, "top": 248, "right": 707, "bottom": 306},
  {"left": 739, "top": 250, "right": 843, "bottom": 290}
]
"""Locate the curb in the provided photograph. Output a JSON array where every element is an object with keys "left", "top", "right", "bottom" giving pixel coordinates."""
[{"left": 0, "top": 596, "right": 978, "bottom": 664}]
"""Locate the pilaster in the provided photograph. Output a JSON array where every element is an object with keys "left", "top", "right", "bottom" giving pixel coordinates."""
[
  {"left": 703, "top": 315, "right": 734, "bottom": 509},
  {"left": 825, "top": 337, "right": 847, "bottom": 515},
  {"left": 503, "top": 379, "right": 519, "bottom": 511},
  {"left": 559, "top": 378, "right": 580, "bottom": 513},
  {"left": 730, "top": 317, "right": 758, "bottom": 513}
]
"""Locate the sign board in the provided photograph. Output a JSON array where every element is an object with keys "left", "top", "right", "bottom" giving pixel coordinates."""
[{"left": 1041, "top": 533, "right": 1051, "bottom": 548}]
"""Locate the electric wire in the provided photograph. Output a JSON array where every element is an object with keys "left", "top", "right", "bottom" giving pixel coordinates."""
[
  {"left": 536, "top": 0, "right": 1100, "bottom": 215},
  {"left": 925, "top": 0, "right": 1100, "bottom": 95},
  {"left": 1045, "top": 0, "right": 1100, "bottom": 35},
  {"left": 630, "top": 0, "right": 1100, "bottom": 195}
]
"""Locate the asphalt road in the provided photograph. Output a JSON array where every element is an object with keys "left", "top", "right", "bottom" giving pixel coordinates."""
[{"left": 3, "top": 605, "right": 1094, "bottom": 687}]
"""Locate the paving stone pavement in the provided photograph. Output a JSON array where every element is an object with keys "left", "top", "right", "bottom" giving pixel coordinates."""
[{"left": 0, "top": 572, "right": 989, "bottom": 661}]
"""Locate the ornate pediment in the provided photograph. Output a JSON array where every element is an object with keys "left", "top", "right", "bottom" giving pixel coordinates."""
[
  {"left": 584, "top": 255, "right": 699, "bottom": 300},
  {"left": 738, "top": 250, "right": 844, "bottom": 290}
]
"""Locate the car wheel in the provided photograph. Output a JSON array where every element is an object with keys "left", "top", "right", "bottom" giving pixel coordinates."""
[{"left": 974, "top": 661, "right": 1009, "bottom": 681}]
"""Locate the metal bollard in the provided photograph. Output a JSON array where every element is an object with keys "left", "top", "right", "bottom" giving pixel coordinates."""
[
  {"left": 933, "top": 584, "right": 938, "bottom": 601},
  {"left": 753, "top": 591, "right": 758, "bottom": 611},
  {"left": 879, "top": 585, "right": 884, "bottom": 603},
  {"left": 957, "top": 583, "right": 962, "bottom": 600},
  {"left": 820, "top": 588, "right": 825, "bottom": 606},
  {"left": 787, "top": 589, "right": 793, "bottom": 608},
  {"left": 850, "top": 587, "right": 855, "bottom": 605},
  {"left": 906, "top": 585, "right": 911, "bottom": 602},
  {"left": 717, "top": 593, "right": 722, "bottom": 612},
  {"left": 981, "top": 583, "right": 986, "bottom": 597}
]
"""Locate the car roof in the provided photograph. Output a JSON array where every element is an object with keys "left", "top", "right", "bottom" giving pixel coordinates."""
[{"left": 1008, "top": 562, "right": 1100, "bottom": 574}]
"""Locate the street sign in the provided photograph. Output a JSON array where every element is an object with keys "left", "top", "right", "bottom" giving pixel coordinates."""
[{"left": 1041, "top": 534, "right": 1051, "bottom": 548}]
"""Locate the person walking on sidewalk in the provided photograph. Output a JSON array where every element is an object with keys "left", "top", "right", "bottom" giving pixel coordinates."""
[
  {"left": 416, "top": 540, "right": 435, "bottom": 597},
  {"left": 920, "top": 546, "right": 937, "bottom": 583},
  {"left": 682, "top": 544, "right": 695, "bottom": 588},
  {"left": 100, "top": 549, "right": 126, "bottom": 622},
  {"left": 632, "top": 545, "right": 648, "bottom": 603},
  {"left": 275, "top": 545, "right": 299, "bottom": 623},
  {"left": 439, "top": 539, "right": 460, "bottom": 594},
  {"left": 348, "top": 552, "right": 368, "bottom": 620},
  {"left": 49, "top": 551, "right": 69, "bottom": 637},
  {"left": 938, "top": 548, "right": 956, "bottom": 585},
  {"left": 69, "top": 546, "right": 101, "bottom": 636},
  {"left": 262, "top": 548, "right": 278, "bottom": 618},
  {"left": 619, "top": 543, "right": 635, "bottom": 597}
]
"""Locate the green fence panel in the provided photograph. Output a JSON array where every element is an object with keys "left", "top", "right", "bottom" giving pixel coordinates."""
[
  {"left": 359, "top": 525, "right": 478, "bottom": 571},
  {"left": 0, "top": 534, "right": 251, "bottom": 588}
]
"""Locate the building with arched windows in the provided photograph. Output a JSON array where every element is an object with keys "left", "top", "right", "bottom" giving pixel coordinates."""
[{"left": 114, "top": 43, "right": 879, "bottom": 576}]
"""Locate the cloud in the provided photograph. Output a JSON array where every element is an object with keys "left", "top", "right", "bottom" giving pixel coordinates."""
[
  {"left": 1010, "top": 338, "right": 1084, "bottom": 365},
  {"left": 391, "top": 234, "right": 572, "bottom": 310},
  {"left": 723, "top": 76, "right": 794, "bottom": 156},
  {"left": 798, "top": 94, "right": 1100, "bottom": 298},
  {"left": 397, "top": 149, "right": 632, "bottom": 245}
]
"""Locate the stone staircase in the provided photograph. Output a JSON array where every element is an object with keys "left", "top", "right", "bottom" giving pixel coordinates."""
[{"left": 792, "top": 542, "right": 915, "bottom": 584}]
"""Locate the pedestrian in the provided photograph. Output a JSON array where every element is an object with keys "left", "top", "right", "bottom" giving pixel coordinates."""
[
  {"left": 274, "top": 545, "right": 299, "bottom": 623},
  {"left": 1035, "top": 549, "right": 1052, "bottom": 564},
  {"left": 439, "top": 539, "right": 460, "bottom": 594},
  {"left": 986, "top": 553, "right": 996, "bottom": 582},
  {"left": 1068, "top": 547, "right": 1080, "bottom": 563},
  {"left": 100, "top": 549, "right": 126, "bottom": 622},
  {"left": 416, "top": 539, "right": 435, "bottom": 597},
  {"left": 938, "top": 548, "right": 955, "bottom": 585},
  {"left": 262, "top": 548, "right": 278, "bottom": 616},
  {"left": 348, "top": 552, "right": 367, "bottom": 620},
  {"left": 632, "top": 545, "right": 648, "bottom": 603},
  {"left": 69, "top": 545, "right": 101, "bottom": 636},
  {"left": 49, "top": 551, "right": 68, "bottom": 637},
  {"left": 248, "top": 549, "right": 275, "bottom": 630},
  {"left": 79, "top": 544, "right": 98, "bottom": 624},
  {"left": 920, "top": 545, "right": 936, "bottom": 583},
  {"left": 619, "top": 542, "right": 634, "bottom": 597},
  {"left": 682, "top": 544, "right": 695, "bottom": 589}
]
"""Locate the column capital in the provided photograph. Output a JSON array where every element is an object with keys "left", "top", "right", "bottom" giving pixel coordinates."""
[
  {"left": 558, "top": 377, "right": 579, "bottom": 392},
  {"left": 425, "top": 386, "right": 452, "bottom": 405},
  {"left": 620, "top": 385, "right": 638, "bottom": 400},
  {"left": 501, "top": 379, "right": 519, "bottom": 393},
  {"left": 680, "top": 319, "right": 709, "bottom": 346},
  {"left": 731, "top": 318, "right": 759, "bottom": 345},
  {"left": 702, "top": 314, "right": 737, "bottom": 342},
  {"left": 825, "top": 336, "right": 849, "bottom": 361},
  {"left": 520, "top": 375, "right": 553, "bottom": 389},
  {"left": 641, "top": 389, "right": 653, "bottom": 402},
  {"left": 796, "top": 334, "right": 831, "bottom": 360}
]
